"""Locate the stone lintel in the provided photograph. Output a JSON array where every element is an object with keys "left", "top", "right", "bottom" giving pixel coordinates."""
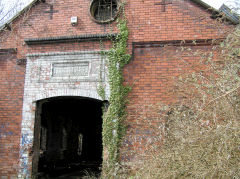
[
  {"left": 24, "top": 33, "right": 118, "bottom": 45},
  {"left": 26, "top": 50, "right": 107, "bottom": 57}
]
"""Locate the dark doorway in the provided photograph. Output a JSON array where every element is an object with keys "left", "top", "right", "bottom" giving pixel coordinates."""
[{"left": 33, "top": 97, "right": 103, "bottom": 178}]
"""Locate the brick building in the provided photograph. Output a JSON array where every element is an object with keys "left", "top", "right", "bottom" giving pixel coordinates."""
[{"left": 0, "top": 0, "right": 238, "bottom": 178}]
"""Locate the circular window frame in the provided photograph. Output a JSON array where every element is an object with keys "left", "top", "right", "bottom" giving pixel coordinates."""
[{"left": 89, "top": 0, "right": 121, "bottom": 24}]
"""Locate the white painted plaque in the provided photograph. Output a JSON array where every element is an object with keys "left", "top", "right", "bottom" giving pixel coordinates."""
[{"left": 52, "top": 62, "right": 89, "bottom": 77}]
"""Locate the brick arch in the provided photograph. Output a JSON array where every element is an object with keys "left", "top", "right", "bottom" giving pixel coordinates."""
[
  {"left": 19, "top": 89, "right": 103, "bottom": 178},
  {"left": 19, "top": 51, "right": 109, "bottom": 178},
  {"left": 34, "top": 89, "right": 102, "bottom": 102}
]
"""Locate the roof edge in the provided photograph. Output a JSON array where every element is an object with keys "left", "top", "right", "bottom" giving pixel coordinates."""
[
  {"left": 191, "top": 0, "right": 239, "bottom": 24},
  {"left": 0, "top": 0, "right": 44, "bottom": 31}
]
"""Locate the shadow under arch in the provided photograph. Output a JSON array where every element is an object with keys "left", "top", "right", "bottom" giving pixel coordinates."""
[
  {"left": 35, "top": 95, "right": 104, "bottom": 103},
  {"left": 32, "top": 96, "right": 106, "bottom": 178},
  {"left": 33, "top": 89, "right": 104, "bottom": 103}
]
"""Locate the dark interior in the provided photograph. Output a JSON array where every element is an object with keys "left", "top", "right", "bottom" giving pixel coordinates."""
[{"left": 37, "top": 97, "right": 103, "bottom": 178}]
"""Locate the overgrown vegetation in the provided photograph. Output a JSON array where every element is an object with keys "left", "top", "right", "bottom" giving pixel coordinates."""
[
  {"left": 100, "top": 9, "right": 131, "bottom": 178},
  {"left": 121, "top": 25, "right": 240, "bottom": 178},
  {"left": 98, "top": 3, "right": 240, "bottom": 179}
]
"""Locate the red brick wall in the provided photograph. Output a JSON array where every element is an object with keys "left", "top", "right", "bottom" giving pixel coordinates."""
[
  {"left": 0, "top": 0, "right": 228, "bottom": 58},
  {"left": 0, "top": 0, "right": 118, "bottom": 59},
  {"left": 122, "top": 43, "right": 214, "bottom": 161},
  {"left": 0, "top": 51, "right": 25, "bottom": 177},
  {"left": 126, "top": 0, "right": 226, "bottom": 43},
  {"left": 0, "top": 0, "right": 232, "bottom": 176}
]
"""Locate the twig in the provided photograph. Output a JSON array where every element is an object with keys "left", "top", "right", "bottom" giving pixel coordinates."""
[{"left": 197, "top": 84, "right": 240, "bottom": 117}]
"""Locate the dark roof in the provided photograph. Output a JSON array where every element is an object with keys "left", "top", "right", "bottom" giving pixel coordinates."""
[
  {"left": 192, "top": 0, "right": 239, "bottom": 24},
  {"left": 219, "top": 4, "right": 239, "bottom": 24}
]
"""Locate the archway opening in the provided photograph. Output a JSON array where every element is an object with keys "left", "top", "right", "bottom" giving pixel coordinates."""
[{"left": 33, "top": 97, "right": 104, "bottom": 178}]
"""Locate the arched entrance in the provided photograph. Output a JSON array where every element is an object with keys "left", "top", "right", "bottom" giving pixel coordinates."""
[
  {"left": 20, "top": 51, "right": 109, "bottom": 177},
  {"left": 32, "top": 96, "right": 104, "bottom": 178}
]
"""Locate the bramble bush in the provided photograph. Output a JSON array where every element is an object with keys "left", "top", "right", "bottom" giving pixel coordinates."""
[{"left": 121, "top": 25, "right": 240, "bottom": 179}]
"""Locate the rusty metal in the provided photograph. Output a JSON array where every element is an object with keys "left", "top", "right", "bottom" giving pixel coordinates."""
[{"left": 90, "top": 0, "right": 120, "bottom": 23}]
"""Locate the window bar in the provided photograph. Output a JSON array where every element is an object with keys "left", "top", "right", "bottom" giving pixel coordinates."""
[
  {"left": 111, "top": 0, "right": 112, "bottom": 19},
  {"left": 98, "top": 0, "right": 100, "bottom": 20}
]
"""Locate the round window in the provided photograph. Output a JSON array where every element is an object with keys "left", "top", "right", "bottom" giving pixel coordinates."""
[{"left": 90, "top": 0, "right": 120, "bottom": 23}]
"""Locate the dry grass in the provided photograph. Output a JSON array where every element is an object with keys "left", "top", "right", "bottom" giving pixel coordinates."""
[
  {"left": 130, "top": 106, "right": 240, "bottom": 179},
  {"left": 116, "top": 26, "right": 240, "bottom": 179}
]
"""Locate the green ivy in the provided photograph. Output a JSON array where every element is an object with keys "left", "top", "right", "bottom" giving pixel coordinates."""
[{"left": 99, "top": 14, "right": 131, "bottom": 177}]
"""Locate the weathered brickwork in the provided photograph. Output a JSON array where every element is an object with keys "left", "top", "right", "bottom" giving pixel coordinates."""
[
  {"left": 19, "top": 51, "right": 108, "bottom": 177},
  {"left": 0, "top": 0, "right": 232, "bottom": 177},
  {"left": 125, "top": 0, "right": 225, "bottom": 43},
  {"left": 0, "top": 51, "right": 25, "bottom": 178},
  {"left": 122, "top": 44, "right": 214, "bottom": 162}
]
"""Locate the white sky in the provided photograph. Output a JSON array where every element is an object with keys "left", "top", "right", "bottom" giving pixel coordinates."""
[
  {"left": 0, "top": 0, "right": 34, "bottom": 26},
  {"left": 203, "top": 0, "right": 226, "bottom": 9}
]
